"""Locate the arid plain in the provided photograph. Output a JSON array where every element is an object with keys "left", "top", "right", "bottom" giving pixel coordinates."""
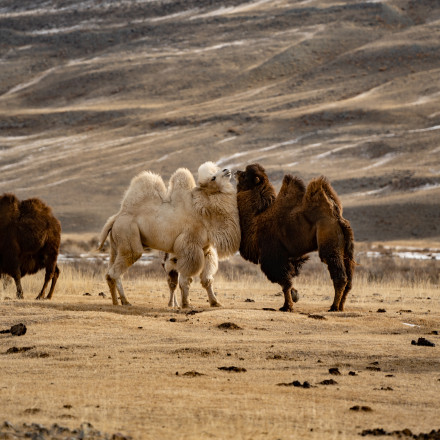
[
  {"left": 0, "top": 0, "right": 439, "bottom": 439},
  {"left": 1, "top": 266, "right": 439, "bottom": 440}
]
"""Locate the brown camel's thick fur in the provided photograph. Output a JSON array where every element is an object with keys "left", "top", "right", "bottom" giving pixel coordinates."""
[
  {"left": 0, "top": 193, "right": 61, "bottom": 300},
  {"left": 236, "top": 164, "right": 355, "bottom": 312}
]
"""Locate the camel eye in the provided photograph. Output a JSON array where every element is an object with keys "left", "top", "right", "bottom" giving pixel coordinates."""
[{"left": 211, "top": 176, "right": 216, "bottom": 181}]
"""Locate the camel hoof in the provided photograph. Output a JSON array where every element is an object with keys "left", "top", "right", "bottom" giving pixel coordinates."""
[
  {"left": 328, "top": 306, "right": 338, "bottom": 312},
  {"left": 279, "top": 305, "right": 293, "bottom": 313},
  {"left": 181, "top": 303, "right": 191, "bottom": 309},
  {"left": 210, "top": 301, "right": 222, "bottom": 308}
]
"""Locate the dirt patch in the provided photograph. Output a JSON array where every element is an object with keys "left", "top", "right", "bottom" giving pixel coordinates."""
[
  {"left": 217, "top": 322, "right": 242, "bottom": 330},
  {"left": 173, "top": 347, "right": 219, "bottom": 357},
  {"left": 218, "top": 366, "right": 247, "bottom": 373},
  {"left": 0, "top": 323, "right": 27, "bottom": 336},
  {"left": 0, "top": 421, "right": 132, "bottom": 440},
  {"left": 350, "top": 405, "right": 373, "bottom": 412},
  {"left": 5, "top": 346, "right": 34, "bottom": 354},
  {"left": 182, "top": 371, "right": 205, "bottom": 377},
  {"left": 411, "top": 337, "right": 436, "bottom": 347},
  {"left": 360, "top": 428, "right": 440, "bottom": 438},
  {"left": 277, "top": 380, "right": 312, "bottom": 389},
  {"left": 308, "top": 314, "right": 327, "bottom": 320}
]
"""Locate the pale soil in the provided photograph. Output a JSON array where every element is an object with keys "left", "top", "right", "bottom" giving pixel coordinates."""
[{"left": 1, "top": 271, "right": 439, "bottom": 439}]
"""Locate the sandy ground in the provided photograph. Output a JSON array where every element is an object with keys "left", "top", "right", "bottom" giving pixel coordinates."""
[
  {"left": 1, "top": 276, "right": 439, "bottom": 439},
  {"left": 1, "top": 1, "right": 439, "bottom": 438}
]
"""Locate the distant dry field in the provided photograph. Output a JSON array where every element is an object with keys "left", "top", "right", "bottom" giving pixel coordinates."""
[{"left": 0, "top": 252, "right": 439, "bottom": 440}]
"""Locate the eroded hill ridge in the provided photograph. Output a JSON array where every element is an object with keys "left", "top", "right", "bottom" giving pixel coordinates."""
[{"left": 0, "top": 0, "right": 439, "bottom": 241}]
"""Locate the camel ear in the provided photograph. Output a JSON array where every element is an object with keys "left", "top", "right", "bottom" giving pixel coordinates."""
[{"left": 254, "top": 176, "right": 260, "bottom": 185}]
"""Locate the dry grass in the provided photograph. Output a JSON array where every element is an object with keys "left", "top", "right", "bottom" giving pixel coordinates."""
[{"left": 0, "top": 255, "right": 439, "bottom": 439}]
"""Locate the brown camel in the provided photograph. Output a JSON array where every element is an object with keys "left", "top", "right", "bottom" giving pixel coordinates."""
[
  {"left": 0, "top": 193, "right": 61, "bottom": 300},
  {"left": 235, "top": 163, "right": 355, "bottom": 312}
]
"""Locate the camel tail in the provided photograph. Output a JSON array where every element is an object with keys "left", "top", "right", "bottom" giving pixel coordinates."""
[
  {"left": 314, "top": 175, "right": 355, "bottom": 267},
  {"left": 339, "top": 216, "right": 356, "bottom": 284},
  {"left": 319, "top": 176, "right": 355, "bottom": 268},
  {"left": 340, "top": 217, "right": 354, "bottom": 261},
  {"left": 97, "top": 214, "right": 118, "bottom": 251}
]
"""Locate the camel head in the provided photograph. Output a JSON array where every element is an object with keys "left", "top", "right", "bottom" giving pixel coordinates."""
[
  {"left": 235, "top": 163, "right": 269, "bottom": 193},
  {"left": 197, "top": 162, "right": 233, "bottom": 194},
  {"left": 235, "top": 163, "right": 275, "bottom": 213}
]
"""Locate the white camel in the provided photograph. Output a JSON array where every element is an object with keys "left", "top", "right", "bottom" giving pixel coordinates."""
[{"left": 98, "top": 162, "right": 240, "bottom": 307}]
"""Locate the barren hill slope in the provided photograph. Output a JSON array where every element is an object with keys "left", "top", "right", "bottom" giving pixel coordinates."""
[{"left": 0, "top": 0, "right": 439, "bottom": 242}]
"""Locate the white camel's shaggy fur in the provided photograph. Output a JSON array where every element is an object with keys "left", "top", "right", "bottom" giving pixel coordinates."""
[{"left": 98, "top": 162, "right": 240, "bottom": 307}]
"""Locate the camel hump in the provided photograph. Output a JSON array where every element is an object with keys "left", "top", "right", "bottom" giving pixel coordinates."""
[
  {"left": 305, "top": 176, "right": 343, "bottom": 217},
  {"left": 168, "top": 168, "right": 195, "bottom": 193},
  {"left": 121, "top": 170, "right": 167, "bottom": 211},
  {"left": 0, "top": 193, "right": 20, "bottom": 226},
  {"left": 277, "top": 174, "right": 306, "bottom": 207}
]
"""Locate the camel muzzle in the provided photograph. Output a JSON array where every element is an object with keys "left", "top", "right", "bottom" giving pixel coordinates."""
[{"left": 222, "top": 169, "right": 231, "bottom": 178}]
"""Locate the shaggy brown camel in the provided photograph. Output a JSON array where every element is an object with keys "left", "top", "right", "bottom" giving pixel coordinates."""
[
  {"left": 235, "top": 163, "right": 355, "bottom": 312},
  {"left": 0, "top": 193, "right": 61, "bottom": 300}
]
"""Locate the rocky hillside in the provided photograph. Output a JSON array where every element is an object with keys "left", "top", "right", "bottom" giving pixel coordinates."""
[{"left": 1, "top": 0, "right": 439, "bottom": 242}]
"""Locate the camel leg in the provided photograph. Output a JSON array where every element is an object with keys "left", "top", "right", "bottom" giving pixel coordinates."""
[
  {"left": 200, "top": 247, "right": 221, "bottom": 307},
  {"left": 325, "top": 256, "right": 347, "bottom": 312},
  {"left": 115, "top": 278, "right": 129, "bottom": 305},
  {"left": 35, "top": 273, "right": 50, "bottom": 300},
  {"left": 167, "top": 270, "right": 179, "bottom": 308},
  {"left": 106, "top": 233, "right": 142, "bottom": 305},
  {"left": 106, "top": 239, "right": 119, "bottom": 305},
  {"left": 106, "top": 251, "right": 140, "bottom": 306},
  {"left": 179, "top": 275, "right": 193, "bottom": 309},
  {"left": 13, "top": 272, "right": 24, "bottom": 299},
  {"left": 174, "top": 236, "right": 205, "bottom": 308},
  {"left": 260, "top": 249, "right": 296, "bottom": 312},
  {"left": 201, "top": 276, "right": 220, "bottom": 307},
  {"left": 10, "top": 263, "right": 24, "bottom": 299},
  {"left": 162, "top": 253, "right": 180, "bottom": 308},
  {"left": 288, "top": 257, "right": 308, "bottom": 304},
  {"left": 106, "top": 274, "right": 120, "bottom": 306},
  {"left": 106, "top": 254, "right": 135, "bottom": 306},
  {"left": 279, "top": 281, "right": 295, "bottom": 312},
  {"left": 45, "top": 266, "right": 60, "bottom": 300},
  {"left": 36, "top": 262, "right": 58, "bottom": 300},
  {"left": 339, "top": 257, "right": 354, "bottom": 311},
  {"left": 339, "top": 283, "right": 351, "bottom": 312}
]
